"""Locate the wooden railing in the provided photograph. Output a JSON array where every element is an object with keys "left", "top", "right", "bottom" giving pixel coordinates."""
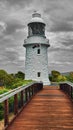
[
  {"left": 59, "top": 82, "right": 73, "bottom": 100},
  {"left": 0, "top": 82, "right": 43, "bottom": 129}
]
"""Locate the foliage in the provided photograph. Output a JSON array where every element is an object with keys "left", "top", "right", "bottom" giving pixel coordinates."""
[
  {"left": 7, "top": 78, "right": 32, "bottom": 89},
  {"left": 51, "top": 70, "right": 61, "bottom": 82},
  {"left": 0, "top": 103, "right": 4, "bottom": 120},
  {"left": 0, "top": 70, "right": 14, "bottom": 87},
  {"left": 0, "top": 70, "right": 8, "bottom": 85},
  {"left": 0, "top": 88, "right": 8, "bottom": 94},
  {"left": 0, "top": 70, "right": 32, "bottom": 120},
  {"left": 49, "top": 75, "right": 52, "bottom": 81},
  {"left": 0, "top": 70, "right": 28, "bottom": 90},
  {"left": 56, "top": 75, "right": 67, "bottom": 82},
  {"left": 0, "top": 93, "right": 26, "bottom": 120},
  {"left": 0, "top": 110, "right": 4, "bottom": 120},
  {"left": 66, "top": 72, "right": 73, "bottom": 83},
  {"left": 51, "top": 70, "right": 60, "bottom": 77},
  {"left": 15, "top": 71, "right": 25, "bottom": 79},
  {"left": 50, "top": 70, "right": 67, "bottom": 82}
]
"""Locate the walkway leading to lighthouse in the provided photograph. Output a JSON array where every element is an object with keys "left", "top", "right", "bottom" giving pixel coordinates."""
[{"left": 6, "top": 86, "right": 73, "bottom": 130}]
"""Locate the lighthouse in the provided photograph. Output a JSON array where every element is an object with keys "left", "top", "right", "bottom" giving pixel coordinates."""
[{"left": 23, "top": 12, "right": 50, "bottom": 85}]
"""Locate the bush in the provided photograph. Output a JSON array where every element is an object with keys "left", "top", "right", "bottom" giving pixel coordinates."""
[
  {"left": 0, "top": 110, "right": 4, "bottom": 120},
  {"left": 15, "top": 71, "right": 25, "bottom": 79},
  {"left": 0, "top": 70, "right": 14, "bottom": 87},
  {"left": 0, "top": 88, "right": 8, "bottom": 94},
  {"left": 9, "top": 79, "right": 32, "bottom": 89},
  {"left": 0, "top": 103, "right": 4, "bottom": 120},
  {"left": 66, "top": 72, "right": 73, "bottom": 83},
  {"left": 49, "top": 75, "right": 52, "bottom": 81},
  {"left": 50, "top": 70, "right": 67, "bottom": 82},
  {"left": 51, "top": 70, "right": 60, "bottom": 82},
  {"left": 56, "top": 75, "right": 67, "bottom": 82}
]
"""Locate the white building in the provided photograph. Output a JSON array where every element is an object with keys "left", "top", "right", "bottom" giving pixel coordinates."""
[{"left": 23, "top": 12, "right": 50, "bottom": 85}]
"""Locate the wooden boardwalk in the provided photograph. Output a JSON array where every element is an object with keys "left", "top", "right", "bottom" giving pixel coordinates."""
[{"left": 7, "top": 86, "right": 73, "bottom": 130}]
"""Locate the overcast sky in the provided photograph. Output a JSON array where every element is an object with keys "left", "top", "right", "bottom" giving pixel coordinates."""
[{"left": 0, "top": 0, "right": 73, "bottom": 74}]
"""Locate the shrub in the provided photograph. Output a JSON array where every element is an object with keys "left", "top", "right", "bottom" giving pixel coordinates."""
[
  {"left": 51, "top": 70, "right": 60, "bottom": 82},
  {"left": 0, "top": 70, "right": 14, "bottom": 87},
  {"left": 66, "top": 72, "right": 73, "bottom": 83},
  {"left": 57, "top": 75, "right": 67, "bottom": 82},
  {"left": 0, "top": 88, "right": 8, "bottom": 94},
  {"left": 50, "top": 70, "right": 67, "bottom": 82},
  {"left": 0, "top": 103, "right": 4, "bottom": 120},
  {"left": 49, "top": 75, "right": 52, "bottom": 81},
  {"left": 15, "top": 71, "right": 25, "bottom": 79},
  {"left": 0, "top": 110, "right": 4, "bottom": 120}
]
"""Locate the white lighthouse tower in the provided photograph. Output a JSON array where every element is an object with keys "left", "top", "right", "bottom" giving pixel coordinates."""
[{"left": 23, "top": 12, "right": 50, "bottom": 85}]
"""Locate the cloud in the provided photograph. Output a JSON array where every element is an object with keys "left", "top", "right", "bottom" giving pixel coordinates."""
[
  {"left": 6, "top": 0, "right": 33, "bottom": 7},
  {"left": 61, "top": 39, "right": 73, "bottom": 47},
  {"left": 0, "top": 21, "right": 7, "bottom": 37},
  {"left": 0, "top": 21, "right": 6, "bottom": 31},
  {"left": 43, "top": 0, "right": 73, "bottom": 32},
  {"left": 4, "top": 20, "right": 24, "bottom": 35},
  {"left": 49, "top": 21, "right": 73, "bottom": 32},
  {"left": 48, "top": 32, "right": 73, "bottom": 50},
  {"left": 47, "top": 31, "right": 73, "bottom": 72}
]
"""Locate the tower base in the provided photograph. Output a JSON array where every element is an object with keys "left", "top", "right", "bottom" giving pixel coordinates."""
[
  {"left": 43, "top": 80, "right": 50, "bottom": 86},
  {"left": 36, "top": 79, "right": 50, "bottom": 86}
]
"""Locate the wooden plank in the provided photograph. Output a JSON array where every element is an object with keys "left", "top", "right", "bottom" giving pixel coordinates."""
[{"left": 6, "top": 86, "right": 73, "bottom": 130}]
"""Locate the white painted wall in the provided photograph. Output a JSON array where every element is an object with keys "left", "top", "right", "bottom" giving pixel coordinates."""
[{"left": 25, "top": 44, "right": 50, "bottom": 85}]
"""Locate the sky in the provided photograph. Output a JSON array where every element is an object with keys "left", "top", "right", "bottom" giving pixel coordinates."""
[{"left": 0, "top": 0, "right": 73, "bottom": 74}]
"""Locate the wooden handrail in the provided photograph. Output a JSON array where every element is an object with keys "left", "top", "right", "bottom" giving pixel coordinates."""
[
  {"left": 0, "top": 82, "right": 43, "bottom": 129},
  {"left": 59, "top": 82, "right": 73, "bottom": 100},
  {"left": 0, "top": 82, "right": 35, "bottom": 100}
]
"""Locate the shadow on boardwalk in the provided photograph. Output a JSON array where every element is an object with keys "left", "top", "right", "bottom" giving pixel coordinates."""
[{"left": 7, "top": 86, "right": 73, "bottom": 130}]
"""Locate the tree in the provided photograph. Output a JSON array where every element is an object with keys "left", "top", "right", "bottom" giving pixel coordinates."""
[
  {"left": 0, "top": 70, "right": 14, "bottom": 86},
  {"left": 51, "top": 70, "right": 60, "bottom": 82},
  {"left": 50, "top": 70, "right": 67, "bottom": 82},
  {"left": 66, "top": 72, "right": 73, "bottom": 82},
  {"left": 57, "top": 75, "right": 67, "bottom": 82},
  {"left": 0, "top": 70, "right": 8, "bottom": 86},
  {"left": 15, "top": 71, "right": 25, "bottom": 79}
]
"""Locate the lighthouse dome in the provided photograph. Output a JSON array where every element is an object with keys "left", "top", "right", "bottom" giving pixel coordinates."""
[{"left": 28, "top": 12, "right": 45, "bottom": 25}]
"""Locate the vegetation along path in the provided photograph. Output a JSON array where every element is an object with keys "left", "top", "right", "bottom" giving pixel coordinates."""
[{"left": 7, "top": 86, "right": 73, "bottom": 130}]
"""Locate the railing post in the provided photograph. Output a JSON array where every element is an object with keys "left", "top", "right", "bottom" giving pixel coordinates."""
[
  {"left": 32, "top": 85, "right": 34, "bottom": 95},
  {"left": 31, "top": 85, "right": 34, "bottom": 96},
  {"left": 25, "top": 88, "right": 28, "bottom": 102},
  {"left": 14, "top": 94, "right": 18, "bottom": 115},
  {"left": 4, "top": 99, "right": 9, "bottom": 127},
  {"left": 33, "top": 84, "right": 36, "bottom": 94},
  {"left": 71, "top": 86, "right": 73, "bottom": 99},
  {"left": 72, "top": 87, "right": 73, "bottom": 99},
  {"left": 29, "top": 87, "right": 31, "bottom": 98},
  {"left": 21, "top": 91, "right": 24, "bottom": 107}
]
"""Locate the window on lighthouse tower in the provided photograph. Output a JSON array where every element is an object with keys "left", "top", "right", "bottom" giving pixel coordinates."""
[
  {"left": 37, "top": 72, "right": 41, "bottom": 77},
  {"left": 37, "top": 48, "right": 40, "bottom": 54}
]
